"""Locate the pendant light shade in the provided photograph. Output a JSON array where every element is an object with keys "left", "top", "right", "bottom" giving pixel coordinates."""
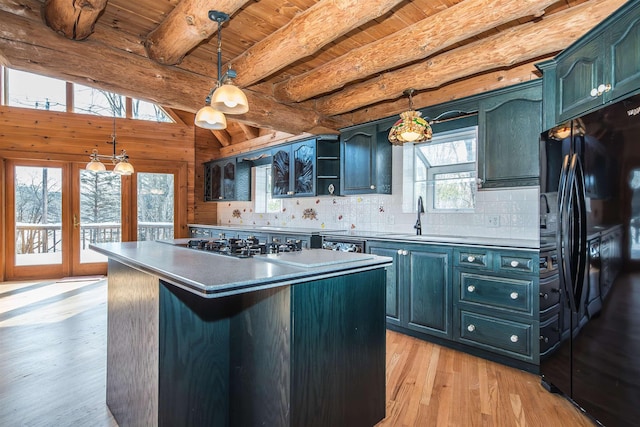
[
  {"left": 195, "top": 105, "right": 228, "bottom": 129},
  {"left": 113, "top": 158, "right": 134, "bottom": 175},
  {"left": 388, "top": 89, "right": 432, "bottom": 145},
  {"left": 86, "top": 151, "right": 107, "bottom": 172},
  {"left": 211, "top": 83, "right": 249, "bottom": 114},
  {"left": 194, "top": 10, "right": 249, "bottom": 129}
]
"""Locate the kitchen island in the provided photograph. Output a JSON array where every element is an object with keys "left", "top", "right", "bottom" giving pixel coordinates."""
[{"left": 91, "top": 241, "right": 391, "bottom": 427}]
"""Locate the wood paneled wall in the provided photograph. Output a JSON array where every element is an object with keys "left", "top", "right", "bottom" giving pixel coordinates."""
[{"left": 0, "top": 105, "right": 220, "bottom": 248}]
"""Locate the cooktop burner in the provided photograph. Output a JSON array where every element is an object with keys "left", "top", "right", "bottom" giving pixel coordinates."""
[{"left": 186, "top": 237, "right": 302, "bottom": 258}]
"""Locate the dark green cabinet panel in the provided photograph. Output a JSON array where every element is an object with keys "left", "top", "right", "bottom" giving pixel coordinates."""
[
  {"left": 478, "top": 81, "right": 542, "bottom": 189},
  {"left": 369, "top": 246, "right": 401, "bottom": 325},
  {"left": 554, "top": 0, "right": 640, "bottom": 123},
  {"left": 367, "top": 241, "right": 452, "bottom": 339},
  {"left": 556, "top": 37, "right": 604, "bottom": 122},
  {"left": 407, "top": 249, "right": 451, "bottom": 339},
  {"left": 340, "top": 123, "right": 391, "bottom": 195},
  {"left": 273, "top": 139, "right": 316, "bottom": 198},
  {"left": 204, "top": 158, "right": 249, "bottom": 202}
]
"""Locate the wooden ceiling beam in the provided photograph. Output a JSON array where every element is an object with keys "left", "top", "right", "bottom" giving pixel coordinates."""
[
  {"left": 212, "top": 129, "right": 232, "bottom": 147},
  {"left": 315, "top": 0, "right": 627, "bottom": 115},
  {"left": 232, "top": 0, "right": 404, "bottom": 87},
  {"left": 42, "top": 0, "right": 108, "bottom": 40},
  {"left": 144, "top": 0, "right": 250, "bottom": 66},
  {"left": 274, "top": 0, "right": 556, "bottom": 103},
  {"left": 237, "top": 123, "right": 260, "bottom": 140},
  {"left": 0, "top": 9, "right": 347, "bottom": 135}
]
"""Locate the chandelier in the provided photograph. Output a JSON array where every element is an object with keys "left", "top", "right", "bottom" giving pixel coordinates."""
[
  {"left": 388, "top": 89, "right": 432, "bottom": 145},
  {"left": 85, "top": 116, "right": 134, "bottom": 175},
  {"left": 195, "top": 10, "right": 249, "bottom": 129}
]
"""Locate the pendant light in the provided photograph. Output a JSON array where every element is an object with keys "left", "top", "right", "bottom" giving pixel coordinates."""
[
  {"left": 194, "top": 10, "right": 248, "bottom": 129},
  {"left": 85, "top": 116, "right": 134, "bottom": 175},
  {"left": 388, "top": 89, "right": 432, "bottom": 145}
]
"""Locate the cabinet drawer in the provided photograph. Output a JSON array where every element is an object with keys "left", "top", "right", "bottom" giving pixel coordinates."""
[
  {"left": 458, "top": 310, "right": 532, "bottom": 357},
  {"left": 497, "top": 254, "right": 535, "bottom": 274},
  {"left": 456, "top": 250, "right": 490, "bottom": 269},
  {"left": 460, "top": 273, "right": 532, "bottom": 315},
  {"left": 539, "top": 274, "right": 561, "bottom": 313}
]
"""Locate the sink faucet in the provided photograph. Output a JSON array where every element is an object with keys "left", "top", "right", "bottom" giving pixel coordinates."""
[{"left": 414, "top": 196, "right": 424, "bottom": 235}]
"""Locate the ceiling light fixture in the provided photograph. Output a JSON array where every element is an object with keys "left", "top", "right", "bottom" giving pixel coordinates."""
[
  {"left": 86, "top": 116, "right": 134, "bottom": 175},
  {"left": 388, "top": 89, "right": 432, "bottom": 145},
  {"left": 195, "top": 10, "right": 248, "bottom": 129}
]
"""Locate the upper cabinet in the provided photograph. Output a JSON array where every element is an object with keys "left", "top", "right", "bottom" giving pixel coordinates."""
[
  {"left": 272, "top": 135, "right": 340, "bottom": 198},
  {"left": 272, "top": 139, "right": 315, "bottom": 198},
  {"left": 554, "top": 1, "right": 640, "bottom": 123},
  {"left": 204, "top": 158, "right": 250, "bottom": 202},
  {"left": 339, "top": 123, "right": 392, "bottom": 195},
  {"left": 477, "top": 81, "right": 542, "bottom": 189}
]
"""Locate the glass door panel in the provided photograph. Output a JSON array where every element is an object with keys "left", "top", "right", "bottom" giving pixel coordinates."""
[
  {"left": 14, "top": 166, "right": 63, "bottom": 266},
  {"left": 137, "top": 173, "right": 174, "bottom": 241},
  {"left": 78, "top": 170, "right": 122, "bottom": 263}
]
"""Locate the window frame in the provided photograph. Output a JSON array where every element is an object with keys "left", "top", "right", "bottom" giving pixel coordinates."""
[{"left": 412, "top": 125, "right": 478, "bottom": 213}]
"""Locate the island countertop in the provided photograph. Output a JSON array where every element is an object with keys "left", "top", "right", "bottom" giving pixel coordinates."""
[{"left": 90, "top": 241, "right": 392, "bottom": 298}]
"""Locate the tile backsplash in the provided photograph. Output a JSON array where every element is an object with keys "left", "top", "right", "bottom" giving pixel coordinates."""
[{"left": 217, "top": 147, "right": 539, "bottom": 241}]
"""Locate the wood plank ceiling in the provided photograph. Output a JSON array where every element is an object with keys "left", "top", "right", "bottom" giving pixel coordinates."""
[{"left": 0, "top": 0, "right": 629, "bottom": 149}]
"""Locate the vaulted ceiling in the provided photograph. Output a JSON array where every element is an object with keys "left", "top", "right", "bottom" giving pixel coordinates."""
[{"left": 0, "top": 0, "right": 629, "bottom": 148}]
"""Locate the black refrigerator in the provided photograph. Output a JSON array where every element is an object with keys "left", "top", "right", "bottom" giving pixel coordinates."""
[{"left": 539, "top": 93, "right": 640, "bottom": 427}]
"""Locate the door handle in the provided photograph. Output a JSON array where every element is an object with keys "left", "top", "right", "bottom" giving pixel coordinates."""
[{"left": 73, "top": 214, "right": 80, "bottom": 229}]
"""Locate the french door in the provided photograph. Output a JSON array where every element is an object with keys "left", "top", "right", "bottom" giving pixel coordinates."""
[{"left": 5, "top": 159, "right": 179, "bottom": 280}]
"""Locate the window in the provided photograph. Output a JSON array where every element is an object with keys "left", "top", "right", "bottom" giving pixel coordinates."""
[
  {"left": 413, "top": 126, "right": 477, "bottom": 211},
  {"left": 5, "top": 69, "right": 66, "bottom": 111},
  {"left": 3, "top": 67, "right": 173, "bottom": 123},
  {"left": 131, "top": 98, "right": 173, "bottom": 122},
  {"left": 254, "top": 165, "right": 282, "bottom": 214},
  {"left": 74, "top": 84, "right": 125, "bottom": 117}
]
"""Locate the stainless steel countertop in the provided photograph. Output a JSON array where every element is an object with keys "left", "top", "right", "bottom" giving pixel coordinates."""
[{"left": 91, "top": 241, "right": 391, "bottom": 298}]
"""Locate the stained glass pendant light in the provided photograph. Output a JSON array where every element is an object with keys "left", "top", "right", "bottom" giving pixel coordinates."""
[{"left": 388, "top": 89, "right": 432, "bottom": 145}]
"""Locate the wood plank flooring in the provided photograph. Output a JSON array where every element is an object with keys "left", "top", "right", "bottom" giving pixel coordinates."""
[{"left": 0, "top": 278, "right": 595, "bottom": 426}]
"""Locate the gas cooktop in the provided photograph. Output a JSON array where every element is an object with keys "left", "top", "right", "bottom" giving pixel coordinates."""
[{"left": 185, "top": 237, "right": 302, "bottom": 258}]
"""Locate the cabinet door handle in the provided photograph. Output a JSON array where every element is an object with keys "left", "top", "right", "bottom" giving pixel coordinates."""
[
  {"left": 510, "top": 292, "right": 518, "bottom": 300},
  {"left": 402, "top": 250, "right": 408, "bottom": 256},
  {"left": 467, "top": 285, "right": 476, "bottom": 293},
  {"left": 540, "top": 292, "right": 549, "bottom": 299},
  {"left": 540, "top": 335, "right": 549, "bottom": 343},
  {"left": 510, "top": 335, "right": 519, "bottom": 343},
  {"left": 467, "top": 324, "right": 475, "bottom": 332},
  {"left": 590, "top": 83, "right": 611, "bottom": 97}
]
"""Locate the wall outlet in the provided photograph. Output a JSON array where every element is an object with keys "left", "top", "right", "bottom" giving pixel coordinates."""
[{"left": 487, "top": 215, "right": 500, "bottom": 227}]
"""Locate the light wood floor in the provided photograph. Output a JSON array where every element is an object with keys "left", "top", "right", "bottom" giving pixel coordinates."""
[{"left": 0, "top": 279, "right": 595, "bottom": 427}]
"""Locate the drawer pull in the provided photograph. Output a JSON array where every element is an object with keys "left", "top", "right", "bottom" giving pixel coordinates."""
[
  {"left": 467, "top": 255, "right": 475, "bottom": 262},
  {"left": 540, "top": 292, "right": 549, "bottom": 299},
  {"left": 510, "top": 335, "right": 519, "bottom": 343},
  {"left": 467, "top": 324, "right": 476, "bottom": 332},
  {"left": 510, "top": 292, "right": 519, "bottom": 300},
  {"left": 540, "top": 335, "right": 549, "bottom": 343},
  {"left": 467, "top": 285, "right": 476, "bottom": 293},
  {"left": 510, "top": 260, "right": 519, "bottom": 268}
]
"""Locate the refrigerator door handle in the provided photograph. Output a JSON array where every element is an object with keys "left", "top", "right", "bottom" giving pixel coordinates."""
[{"left": 557, "top": 154, "right": 577, "bottom": 313}]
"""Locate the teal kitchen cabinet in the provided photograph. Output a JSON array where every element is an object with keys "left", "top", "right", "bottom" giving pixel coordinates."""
[
  {"left": 453, "top": 247, "right": 539, "bottom": 365},
  {"left": 339, "top": 123, "right": 391, "bottom": 195},
  {"left": 477, "top": 81, "right": 542, "bottom": 189},
  {"left": 368, "top": 241, "right": 452, "bottom": 339},
  {"left": 272, "top": 139, "right": 316, "bottom": 198},
  {"left": 204, "top": 158, "right": 250, "bottom": 202},
  {"left": 555, "top": 0, "right": 640, "bottom": 123}
]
